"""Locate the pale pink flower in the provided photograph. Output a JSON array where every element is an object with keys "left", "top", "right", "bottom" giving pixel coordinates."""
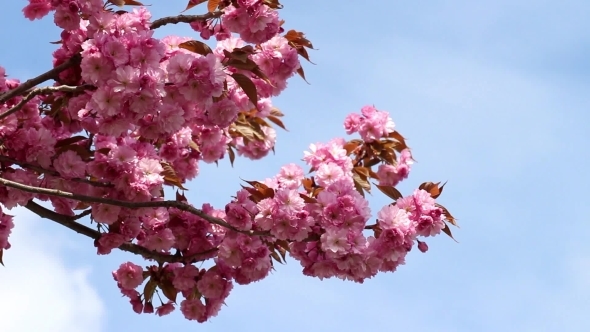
[
  {"left": 113, "top": 262, "right": 144, "bottom": 290},
  {"left": 53, "top": 150, "right": 86, "bottom": 179},
  {"left": 22, "top": 0, "right": 52, "bottom": 21}
]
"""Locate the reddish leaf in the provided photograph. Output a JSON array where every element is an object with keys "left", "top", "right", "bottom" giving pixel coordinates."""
[
  {"left": 270, "top": 107, "right": 284, "bottom": 117},
  {"left": 55, "top": 135, "right": 88, "bottom": 148},
  {"left": 178, "top": 40, "right": 213, "bottom": 56},
  {"left": 207, "top": 0, "right": 220, "bottom": 12},
  {"left": 301, "top": 178, "right": 314, "bottom": 193},
  {"left": 343, "top": 140, "right": 362, "bottom": 155},
  {"left": 263, "top": 0, "right": 283, "bottom": 9},
  {"left": 284, "top": 30, "right": 314, "bottom": 49},
  {"left": 275, "top": 239, "right": 291, "bottom": 253},
  {"left": 231, "top": 73, "right": 258, "bottom": 107},
  {"left": 375, "top": 184, "right": 403, "bottom": 200},
  {"left": 299, "top": 193, "right": 317, "bottom": 203},
  {"left": 270, "top": 250, "right": 284, "bottom": 264},
  {"left": 183, "top": 0, "right": 206, "bottom": 12},
  {"left": 267, "top": 115, "right": 287, "bottom": 130},
  {"left": 161, "top": 162, "right": 188, "bottom": 190},
  {"left": 143, "top": 279, "right": 157, "bottom": 302},
  {"left": 437, "top": 203, "right": 458, "bottom": 226},
  {"left": 419, "top": 181, "right": 443, "bottom": 199},
  {"left": 189, "top": 140, "right": 200, "bottom": 152},
  {"left": 353, "top": 166, "right": 370, "bottom": 179},
  {"left": 124, "top": 0, "right": 144, "bottom": 5},
  {"left": 176, "top": 190, "right": 188, "bottom": 202},
  {"left": 160, "top": 280, "right": 178, "bottom": 303},
  {"left": 96, "top": 148, "right": 111, "bottom": 155},
  {"left": 364, "top": 157, "right": 381, "bottom": 168},
  {"left": 227, "top": 145, "right": 236, "bottom": 166},
  {"left": 353, "top": 179, "right": 366, "bottom": 197},
  {"left": 235, "top": 124, "right": 264, "bottom": 141},
  {"left": 441, "top": 224, "right": 458, "bottom": 242},
  {"left": 296, "top": 67, "right": 309, "bottom": 83},
  {"left": 276, "top": 244, "right": 288, "bottom": 262}
]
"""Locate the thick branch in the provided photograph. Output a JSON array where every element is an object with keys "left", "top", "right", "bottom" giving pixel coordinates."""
[
  {"left": 24, "top": 201, "right": 217, "bottom": 264},
  {"left": 150, "top": 12, "right": 222, "bottom": 30},
  {"left": 0, "top": 84, "right": 92, "bottom": 121},
  {"left": 0, "top": 155, "right": 113, "bottom": 188},
  {"left": 0, "top": 55, "right": 81, "bottom": 104},
  {"left": 0, "top": 176, "right": 268, "bottom": 236}
]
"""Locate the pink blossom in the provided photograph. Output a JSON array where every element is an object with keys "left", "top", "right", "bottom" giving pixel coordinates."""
[
  {"left": 92, "top": 204, "right": 121, "bottom": 225},
  {"left": 172, "top": 264, "right": 200, "bottom": 291},
  {"left": 180, "top": 299, "right": 206, "bottom": 322},
  {"left": 197, "top": 269, "right": 230, "bottom": 299},
  {"left": 22, "top": 0, "right": 52, "bottom": 21},
  {"left": 321, "top": 229, "right": 351, "bottom": 254},
  {"left": 141, "top": 228, "right": 175, "bottom": 252},
  {"left": 156, "top": 302, "right": 175, "bottom": 316},
  {"left": 225, "top": 203, "right": 253, "bottom": 231},
  {"left": 97, "top": 233, "right": 125, "bottom": 255},
  {"left": 53, "top": 150, "right": 86, "bottom": 179},
  {"left": 113, "top": 262, "right": 144, "bottom": 290},
  {"left": 0, "top": 212, "right": 15, "bottom": 250}
]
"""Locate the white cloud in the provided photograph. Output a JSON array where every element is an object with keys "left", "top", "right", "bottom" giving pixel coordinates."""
[{"left": 0, "top": 207, "right": 105, "bottom": 332}]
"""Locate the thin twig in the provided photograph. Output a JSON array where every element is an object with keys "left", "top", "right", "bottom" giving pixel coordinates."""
[
  {"left": 0, "top": 85, "right": 92, "bottom": 121},
  {"left": 150, "top": 12, "right": 222, "bottom": 30},
  {"left": 25, "top": 200, "right": 218, "bottom": 264},
  {"left": 0, "top": 176, "right": 268, "bottom": 236},
  {"left": 0, "top": 155, "right": 113, "bottom": 188},
  {"left": 0, "top": 55, "right": 81, "bottom": 104}
]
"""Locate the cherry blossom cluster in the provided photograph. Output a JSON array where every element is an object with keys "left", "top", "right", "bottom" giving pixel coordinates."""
[{"left": 0, "top": 0, "right": 457, "bottom": 323}]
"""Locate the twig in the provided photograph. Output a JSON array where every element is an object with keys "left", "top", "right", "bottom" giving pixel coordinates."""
[
  {"left": 25, "top": 200, "right": 217, "bottom": 264},
  {"left": 0, "top": 176, "right": 269, "bottom": 237},
  {"left": 150, "top": 12, "right": 222, "bottom": 30},
  {"left": 0, "top": 84, "right": 92, "bottom": 121},
  {"left": 0, "top": 55, "right": 81, "bottom": 104},
  {"left": 0, "top": 155, "right": 113, "bottom": 188}
]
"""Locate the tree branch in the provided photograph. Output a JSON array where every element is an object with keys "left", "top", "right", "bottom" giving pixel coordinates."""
[
  {"left": 150, "top": 12, "right": 222, "bottom": 30},
  {"left": 24, "top": 200, "right": 217, "bottom": 264},
  {"left": 0, "top": 176, "right": 268, "bottom": 236},
  {"left": 0, "top": 55, "right": 81, "bottom": 104},
  {"left": 0, "top": 155, "right": 113, "bottom": 188},
  {"left": 0, "top": 84, "right": 92, "bottom": 121}
]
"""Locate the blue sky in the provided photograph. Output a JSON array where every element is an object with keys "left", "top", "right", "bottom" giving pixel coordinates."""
[{"left": 1, "top": 1, "right": 589, "bottom": 331}]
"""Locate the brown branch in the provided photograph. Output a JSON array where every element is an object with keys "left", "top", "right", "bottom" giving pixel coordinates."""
[
  {"left": 25, "top": 201, "right": 217, "bottom": 264},
  {"left": 0, "top": 176, "right": 268, "bottom": 236},
  {"left": 0, "top": 84, "right": 92, "bottom": 121},
  {"left": 0, "top": 155, "right": 113, "bottom": 188},
  {"left": 150, "top": 12, "right": 222, "bottom": 30},
  {"left": 0, "top": 55, "right": 81, "bottom": 104}
]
